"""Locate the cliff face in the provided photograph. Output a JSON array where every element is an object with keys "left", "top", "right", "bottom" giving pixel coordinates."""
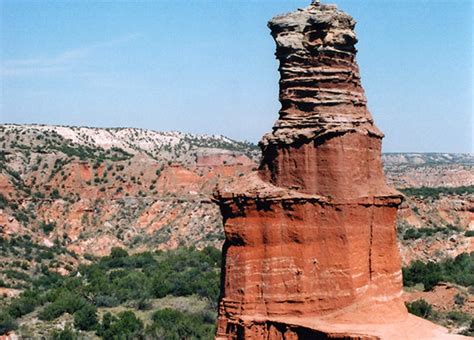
[{"left": 215, "top": 3, "right": 465, "bottom": 339}]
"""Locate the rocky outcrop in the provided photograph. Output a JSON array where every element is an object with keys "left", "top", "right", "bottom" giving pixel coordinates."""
[
  {"left": 215, "top": 2, "right": 466, "bottom": 339},
  {"left": 258, "top": 3, "right": 390, "bottom": 200}
]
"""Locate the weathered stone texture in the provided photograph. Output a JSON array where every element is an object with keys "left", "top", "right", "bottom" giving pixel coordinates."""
[{"left": 215, "top": 2, "right": 467, "bottom": 339}]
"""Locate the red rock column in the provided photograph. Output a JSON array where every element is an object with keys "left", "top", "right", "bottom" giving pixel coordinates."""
[{"left": 215, "top": 3, "right": 405, "bottom": 339}]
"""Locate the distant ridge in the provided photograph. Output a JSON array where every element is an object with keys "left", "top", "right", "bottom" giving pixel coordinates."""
[{"left": 0, "top": 124, "right": 260, "bottom": 163}]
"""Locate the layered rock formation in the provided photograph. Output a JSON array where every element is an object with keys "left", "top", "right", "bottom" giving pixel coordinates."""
[{"left": 215, "top": 2, "right": 466, "bottom": 339}]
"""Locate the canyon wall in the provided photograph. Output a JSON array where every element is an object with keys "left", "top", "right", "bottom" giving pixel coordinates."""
[{"left": 215, "top": 2, "right": 466, "bottom": 339}]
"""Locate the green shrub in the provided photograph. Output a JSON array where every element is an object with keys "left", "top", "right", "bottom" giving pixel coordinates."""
[
  {"left": 95, "top": 295, "right": 120, "bottom": 308},
  {"left": 96, "top": 311, "right": 143, "bottom": 340},
  {"left": 111, "top": 270, "right": 151, "bottom": 302},
  {"left": 146, "top": 308, "right": 215, "bottom": 339},
  {"left": 84, "top": 253, "right": 95, "bottom": 261},
  {"left": 0, "top": 311, "right": 16, "bottom": 335},
  {"left": 465, "top": 230, "right": 474, "bottom": 237},
  {"left": 151, "top": 274, "right": 173, "bottom": 298},
  {"left": 403, "top": 252, "right": 474, "bottom": 290},
  {"left": 399, "top": 186, "right": 474, "bottom": 199},
  {"left": 403, "top": 226, "right": 458, "bottom": 240},
  {"left": 40, "top": 221, "right": 56, "bottom": 235},
  {"left": 7, "top": 296, "right": 37, "bottom": 318},
  {"left": 51, "top": 324, "right": 78, "bottom": 340},
  {"left": 403, "top": 228, "right": 421, "bottom": 240},
  {"left": 14, "top": 211, "right": 29, "bottom": 223},
  {"left": 4, "top": 246, "right": 222, "bottom": 337},
  {"left": 454, "top": 293, "right": 466, "bottom": 306},
  {"left": 0, "top": 193, "right": 7, "bottom": 209},
  {"left": 4, "top": 269, "right": 30, "bottom": 282},
  {"left": 33, "top": 192, "right": 45, "bottom": 199},
  {"left": 446, "top": 311, "right": 471, "bottom": 323},
  {"left": 73, "top": 304, "right": 98, "bottom": 331},
  {"left": 38, "top": 250, "right": 55, "bottom": 260},
  {"left": 405, "top": 299, "right": 433, "bottom": 318},
  {"left": 38, "top": 291, "right": 86, "bottom": 321},
  {"left": 446, "top": 224, "right": 461, "bottom": 232},
  {"left": 110, "top": 247, "right": 128, "bottom": 259},
  {"left": 51, "top": 189, "right": 61, "bottom": 199}
]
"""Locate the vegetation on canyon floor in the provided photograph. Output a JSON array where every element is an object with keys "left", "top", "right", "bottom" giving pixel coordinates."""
[
  {"left": 1, "top": 243, "right": 219, "bottom": 338},
  {"left": 1, "top": 236, "right": 473, "bottom": 338}
]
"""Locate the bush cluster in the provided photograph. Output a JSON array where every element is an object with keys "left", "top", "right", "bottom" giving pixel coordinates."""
[
  {"left": 403, "top": 252, "right": 474, "bottom": 290},
  {"left": 402, "top": 225, "right": 460, "bottom": 240},
  {"left": 39, "top": 221, "right": 56, "bottom": 235},
  {"left": 1, "top": 246, "right": 221, "bottom": 338},
  {"left": 76, "top": 246, "right": 221, "bottom": 305},
  {"left": 96, "top": 311, "right": 143, "bottom": 339},
  {"left": 399, "top": 186, "right": 474, "bottom": 199},
  {"left": 147, "top": 308, "right": 215, "bottom": 339},
  {"left": 405, "top": 299, "right": 433, "bottom": 318},
  {"left": 0, "top": 193, "right": 7, "bottom": 209}
]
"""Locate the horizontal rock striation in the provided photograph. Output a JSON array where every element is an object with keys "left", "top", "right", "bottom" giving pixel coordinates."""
[
  {"left": 258, "top": 3, "right": 388, "bottom": 197},
  {"left": 215, "top": 173, "right": 405, "bottom": 339},
  {"left": 260, "top": 3, "right": 382, "bottom": 149},
  {"left": 215, "top": 2, "right": 467, "bottom": 339}
]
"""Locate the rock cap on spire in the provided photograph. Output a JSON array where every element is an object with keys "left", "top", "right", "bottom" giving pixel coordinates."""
[{"left": 262, "top": 3, "right": 382, "bottom": 148}]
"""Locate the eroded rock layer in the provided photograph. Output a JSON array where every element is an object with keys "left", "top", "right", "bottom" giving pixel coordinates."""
[
  {"left": 260, "top": 3, "right": 381, "bottom": 148},
  {"left": 215, "top": 2, "right": 465, "bottom": 340}
]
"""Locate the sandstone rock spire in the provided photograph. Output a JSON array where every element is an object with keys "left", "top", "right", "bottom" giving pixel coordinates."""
[{"left": 215, "top": 2, "right": 467, "bottom": 339}]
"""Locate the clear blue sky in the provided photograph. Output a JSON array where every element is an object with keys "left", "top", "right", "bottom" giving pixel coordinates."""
[{"left": 0, "top": 0, "right": 472, "bottom": 152}]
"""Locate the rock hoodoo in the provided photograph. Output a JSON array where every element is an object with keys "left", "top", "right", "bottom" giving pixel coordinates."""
[{"left": 215, "top": 2, "right": 466, "bottom": 339}]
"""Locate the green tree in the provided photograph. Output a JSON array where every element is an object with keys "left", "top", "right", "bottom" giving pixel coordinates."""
[
  {"left": 0, "top": 193, "right": 7, "bottom": 209},
  {"left": 40, "top": 221, "right": 56, "bottom": 235},
  {"left": 38, "top": 291, "right": 86, "bottom": 321},
  {"left": 51, "top": 189, "right": 61, "bottom": 199},
  {"left": 110, "top": 247, "right": 128, "bottom": 258},
  {"left": 7, "top": 295, "right": 36, "bottom": 318},
  {"left": 0, "top": 311, "right": 16, "bottom": 335},
  {"left": 146, "top": 308, "right": 215, "bottom": 339},
  {"left": 51, "top": 324, "right": 78, "bottom": 340},
  {"left": 403, "top": 252, "right": 474, "bottom": 290},
  {"left": 96, "top": 311, "right": 144, "bottom": 340},
  {"left": 73, "top": 304, "right": 98, "bottom": 331}
]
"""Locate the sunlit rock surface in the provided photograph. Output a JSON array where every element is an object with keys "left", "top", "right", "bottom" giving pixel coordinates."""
[{"left": 214, "top": 2, "right": 468, "bottom": 339}]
